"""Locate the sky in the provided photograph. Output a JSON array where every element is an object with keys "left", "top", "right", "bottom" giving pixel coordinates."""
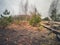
[{"left": 0, "top": 0, "right": 53, "bottom": 18}]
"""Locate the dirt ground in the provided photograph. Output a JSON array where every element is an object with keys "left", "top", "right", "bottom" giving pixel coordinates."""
[{"left": 1, "top": 21, "right": 60, "bottom": 45}]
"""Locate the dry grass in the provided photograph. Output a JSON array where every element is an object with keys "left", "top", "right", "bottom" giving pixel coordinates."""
[{"left": 7, "top": 21, "right": 42, "bottom": 31}]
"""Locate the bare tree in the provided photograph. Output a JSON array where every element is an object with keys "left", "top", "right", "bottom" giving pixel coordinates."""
[
  {"left": 24, "top": 0, "right": 28, "bottom": 15},
  {"left": 29, "top": 5, "right": 38, "bottom": 15},
  {"left": 20, "top": 0, "right": 28, "bottom": 20}
]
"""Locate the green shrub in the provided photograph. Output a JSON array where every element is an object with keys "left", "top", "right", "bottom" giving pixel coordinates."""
[
  {"left": 0, "top": 16, "right": 13, "bottom": 28},
  {"left": 0, "top": 9, "right": 13, "bottom": 28},
  {"left": 29, "top": 13, "right": 41, "bottom": 27}
]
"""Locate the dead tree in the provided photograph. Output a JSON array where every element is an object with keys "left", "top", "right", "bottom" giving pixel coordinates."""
[
  {"left": 20, "top": 0, "right": 28, "bottom": 20},
  {"left": 29, "top": 5, "right": 38, "bottom": 16}
]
